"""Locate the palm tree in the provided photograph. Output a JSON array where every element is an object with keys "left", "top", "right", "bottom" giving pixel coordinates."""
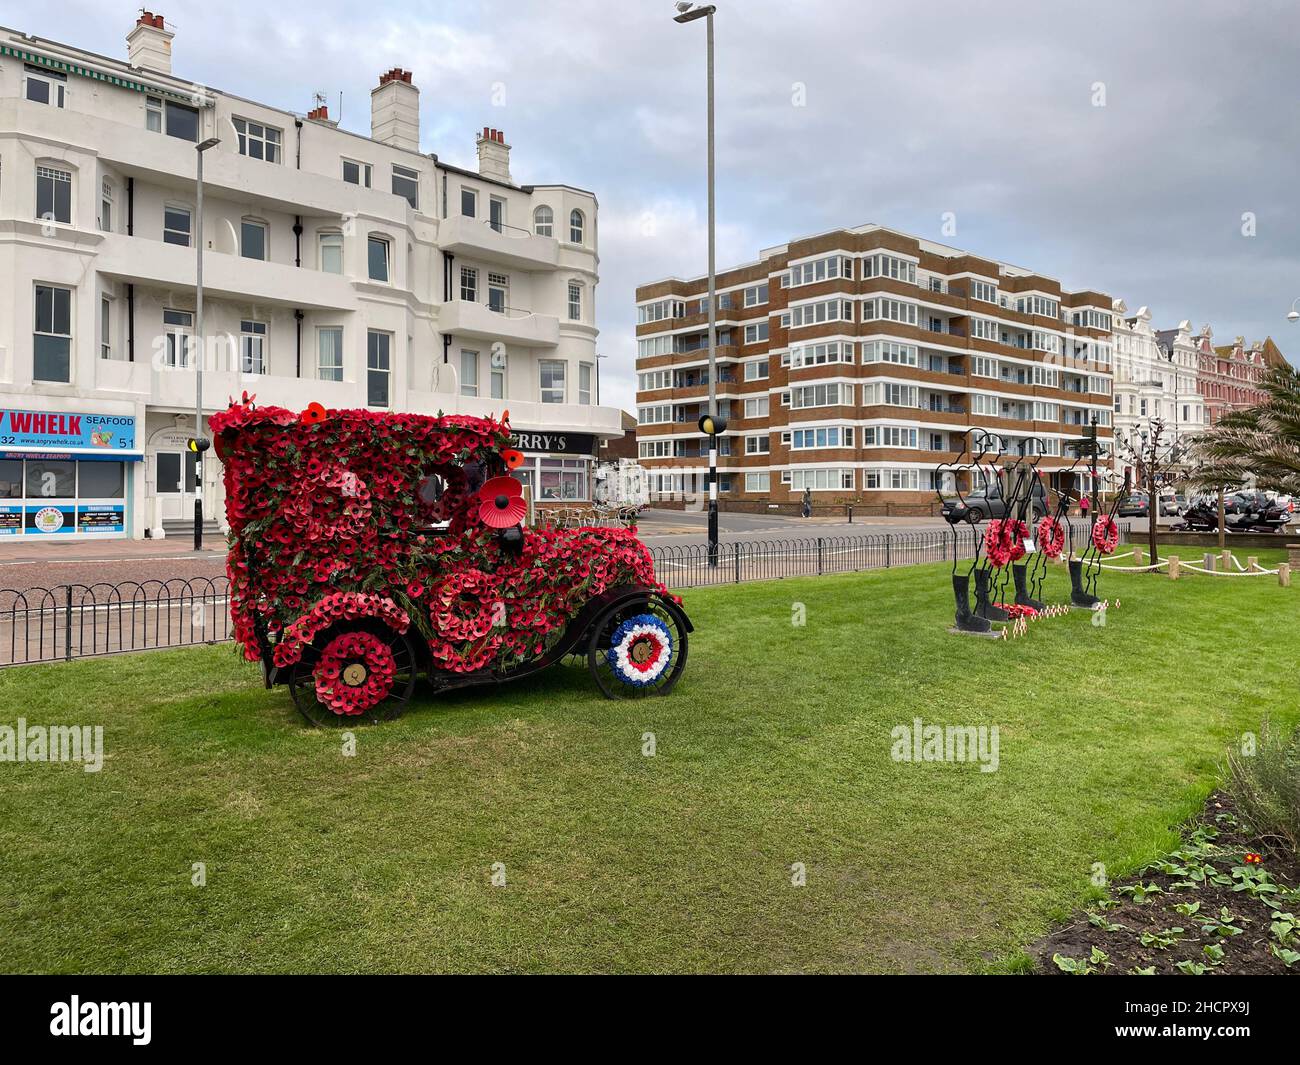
[{"left": 1190, "top": 363, "right": 1300, "bottom": 494}]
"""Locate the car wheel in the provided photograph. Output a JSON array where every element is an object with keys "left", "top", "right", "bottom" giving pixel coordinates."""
[{"left": 587, "top": 598, "right": 689, "bottom": 700}]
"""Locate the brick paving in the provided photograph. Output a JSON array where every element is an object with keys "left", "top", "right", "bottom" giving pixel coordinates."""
[{"left": 0, "top": 536, "right": 228, "bottom": 593}]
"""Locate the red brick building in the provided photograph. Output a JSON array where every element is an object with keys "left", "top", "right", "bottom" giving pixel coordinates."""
[{"left": 1194, "top": 328, "right": 1287, "bottom": 425}]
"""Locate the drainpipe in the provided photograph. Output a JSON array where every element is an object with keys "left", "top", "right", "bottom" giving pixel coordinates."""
[
  {"left": 293, "top": 216, "right": 303, "bottom": 267},
  {"left": 127, "top": 285, "right": 136, "bottom": 363},
  {"left": 295, "top": 309, "right": 304, "bottom": 378},
  {"left": 442, "top": 334, "right": 451, "bottom": 365},
  {"left": 126, "top": 178, "right": 135, "bottom": 361},
  {"left": 295, "top": 118, "right": 302, "bottom": 170}
]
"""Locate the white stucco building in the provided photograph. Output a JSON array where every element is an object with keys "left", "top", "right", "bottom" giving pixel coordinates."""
[
  {"left": 0, "top": 12, "right": 615, "bottom": 540},
  {"left": 1110, "top": 300, "right": 1202, "bottom": 485}
]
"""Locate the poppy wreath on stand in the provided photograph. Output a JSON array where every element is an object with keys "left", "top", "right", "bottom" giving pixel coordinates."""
[
  {"left": 312, "top": 630, "right": 397, "bottom": 715},
  {"left": 1036, "top": 516, "right": 1066, "bottom": 559},
  {"left": 606, "top": 613, "right": 674, "bottom": 687},
  {"left": 1091, "top": 515, "right": 1120, "bottom": 555},
  {"left": 984, "top": 518, "right": 1027, "bottom": 568}
]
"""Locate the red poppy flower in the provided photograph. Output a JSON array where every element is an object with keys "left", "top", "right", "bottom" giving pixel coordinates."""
[
  {"left": 1244, "top": 852, "right": 1262, "bottom": 865},
  {"left": 501, "top": 448, "right": 525, "bottom": 470},
  {"left": 301, "top": 402, "right": 327, "bottom": 425},
  {"left": 477, "top": 476, "right": 527, "bottom": 528}
]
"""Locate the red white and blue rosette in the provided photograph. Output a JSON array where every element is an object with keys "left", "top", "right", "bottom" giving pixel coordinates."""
[{"left": 606, "top": 613, "right": 674, "bottom": 687}]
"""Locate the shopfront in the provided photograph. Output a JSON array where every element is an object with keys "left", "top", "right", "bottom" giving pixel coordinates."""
[
  {"left": 0, "top": 408, "right": 141, "bottom": 538},
  {"left": 509, "top": 430, "right": 597, "bottom": 502}
]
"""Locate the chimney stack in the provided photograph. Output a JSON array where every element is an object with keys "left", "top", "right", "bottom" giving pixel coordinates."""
[
  {"left": 371, "top": 68, "right": 419, "bottom": 152},
  {"left": 127, "top": 11, "right": 174, "bottom": 75},
  {"left": 307, "top": 103, "right": 334, "bottom": 125},
  {"left": 476, "top": 127, "right": 512, "bottom": 183}
]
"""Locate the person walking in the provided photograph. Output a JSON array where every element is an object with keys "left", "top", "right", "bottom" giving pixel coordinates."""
[
  {"left": 801, "top": 487, "right": 812, "bottom": 519},
  {"left": 1079, "top": 491, "right": 1090, "bottom": 518}
]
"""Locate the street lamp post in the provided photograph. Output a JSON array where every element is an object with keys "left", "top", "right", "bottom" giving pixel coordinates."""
[
  {"left": 674, "top": 2, "right": 720, "bottom": 566},
  {"left": 193, "top": 136, "right": 220, "bottom": 550}
]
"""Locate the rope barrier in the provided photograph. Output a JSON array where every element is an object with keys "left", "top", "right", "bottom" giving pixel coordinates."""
[{"left": 1178, "top": 562, "right": 1279, "bottom": 576}]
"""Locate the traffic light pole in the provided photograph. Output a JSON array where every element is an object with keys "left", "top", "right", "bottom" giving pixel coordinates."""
[{"left": 194, "top": 144, "right": 206, "bottom": 551}]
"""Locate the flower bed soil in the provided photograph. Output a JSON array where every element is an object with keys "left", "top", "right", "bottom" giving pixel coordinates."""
[{"left": 1032, "top": 793, "right": 1300, "bottom": 975}]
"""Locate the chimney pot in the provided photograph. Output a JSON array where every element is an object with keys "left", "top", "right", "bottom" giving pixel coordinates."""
[
  {"left": 371, "top": 69, "right": 420, "bottom": 151},
  {"left": 476, "top": 125, "right": 512, "bottom": 182},
  {"left": 127, "top": 10, "right": 174, "bottom": 74}
]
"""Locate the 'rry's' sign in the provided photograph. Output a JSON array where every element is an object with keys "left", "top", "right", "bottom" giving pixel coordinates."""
[{"left": 0, "top": 409, "right": 138, "bottom": 452}]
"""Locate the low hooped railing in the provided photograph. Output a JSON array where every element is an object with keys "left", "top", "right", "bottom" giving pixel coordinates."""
[
  {"left": 0, "top": 577, "right": 232, "bottom": 667},
  {"left": 647, "top": 523, "right": 1131, "bottom": 590},
  {"left": 0, "top": 524, "right": 1131, "bottom": 664}
]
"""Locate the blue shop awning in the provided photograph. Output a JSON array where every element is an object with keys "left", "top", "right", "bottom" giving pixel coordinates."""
[{"left": 0, "top": 447, "right": 144, "bottom": 463}]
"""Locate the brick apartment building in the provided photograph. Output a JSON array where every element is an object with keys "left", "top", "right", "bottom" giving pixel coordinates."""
[
  {"left": 1192, "top": 329, "right": 1286, "bottom": 426},
  {"left": 634, "top": 224, "right": 1116, "bottom": 508}
]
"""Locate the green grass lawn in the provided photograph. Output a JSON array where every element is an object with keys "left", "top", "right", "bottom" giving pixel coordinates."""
[{"left": 1, "top": 557, "right": 1296, "bottom": 974}]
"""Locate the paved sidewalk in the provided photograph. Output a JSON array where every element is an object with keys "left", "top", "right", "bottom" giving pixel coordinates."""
[{"left": 0, "top": 536, "right": 228, "bottom": 593}]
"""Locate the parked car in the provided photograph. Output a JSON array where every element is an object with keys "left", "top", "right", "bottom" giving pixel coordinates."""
[
  {"left": 941, "top": 479, "right": 1049, "bottom": 523},
  {"left": 1116, "top": 493, "right": 1150, "bottom": 517},
  {"left": 1159, "top": 493, "right": 1187, "bottom": 517},
  {"left": 1264, "top": 491, "right": 1296, "bottom": 524}
]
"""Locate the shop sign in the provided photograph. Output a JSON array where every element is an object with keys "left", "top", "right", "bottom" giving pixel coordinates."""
[
  {"left": 0, "top": 410, "right": 138, "bottom": 458},
  {"left": 511, "top": 430, "right": 596, "bottom": 456},
  {"left": 26, "top": 505, "right": 75, "bottom": 534}
]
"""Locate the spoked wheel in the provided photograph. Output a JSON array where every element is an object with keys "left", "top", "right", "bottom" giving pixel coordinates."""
[
  {"left": 587, "top": 598, "right": 688, "bottom": 700},
  {"left": 287, "top": 622, "right": 418, "bottom": 727}
]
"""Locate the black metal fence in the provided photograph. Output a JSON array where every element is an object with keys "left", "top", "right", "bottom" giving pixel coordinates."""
[
  {"left": 0, "top": 523, "right": 1129, "bottom": 665},
  {"left": 0, "top": 578, "right": 231, "bottom": 667},
  {"left": 648, "top": 523, "right": 1130, "bottom": 590}
]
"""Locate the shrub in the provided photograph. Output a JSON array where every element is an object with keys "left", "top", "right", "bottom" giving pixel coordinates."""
[{"left": 1226, "top": 720, "right": 1300, "bottom": 854}]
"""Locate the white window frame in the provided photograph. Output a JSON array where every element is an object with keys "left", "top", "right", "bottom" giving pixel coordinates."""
[
  {"left": 342, "top": 159, "right": 373, "bottom": 187},
  {"left": 317, "top": 326, "right": 344, "bottom": 381},
  {"left": 533, "top": 205, "right": 553, "bottom": 237},
  {"left": 239, "top": 319, "right": 268, "bottom": 374},
  {"left": 460, "top": 349, "right": 480, "bottom": 397},
  {"left": 232, "top": 116, "right": 282, "bottom": 164},
  {"left": 540, "top": 359, "right": 566, "bottom": 404}
]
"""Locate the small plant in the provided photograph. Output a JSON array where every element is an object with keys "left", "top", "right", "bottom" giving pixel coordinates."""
[
  {"left": 1225, "top": 719, "right": 1300, "bottom": 854},
  {"left": 1130, "top": 965, "right": 1157, "bottom": 975},
  {"left": 1087, "top": 911, "right": 1127, "bottom": 933},
  {"left": 1053, "top": 946, "right": 1108, "bottom": 974},
  {"left": 1270, "top": 912, "right": 1298, "bottom": 946},
  {"left": 1270, "top": 943, "right": 1300, "bottom": 967},
  {"left": 1139, "top": 927, "right": 1185, "bottom": 950},
  {"left": 1230, "top": 863, "right": 1279, "bottom": 899},
  {"left": 1203, "top": 943, "right": 1225, "bottom": 964},
  {"left": 1175, "top": 959, "right": 1210, "bottom": 975},
  {"left": 1117, "top": 881, "right": 1164, "bottom": 903},
  {"left": 1173, "top": 900, "right": 1202, "bottom": 917},
  {"left": 1201, "top": 906, "right": 1247, "bottom": 938}
]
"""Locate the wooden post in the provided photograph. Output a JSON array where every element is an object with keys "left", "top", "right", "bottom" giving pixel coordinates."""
[
  {"left": 1247, "top": 555, "right": 1259, "bottom": 573},
  {"left": 1220, "top": 549, "right": 1233, "bottom": 572},
  {"left": 1168, "top": 555, "right": 1180, "bottom": 580},
  {"left": 1280, "top": 563, "right": 1292, "bottom": 588},
  {"left": 1203, "top": 552, "right": 1216, "bottom": 572},
  {"left": 1133, "top": 546, "right": 1145, "bottom": 567}
]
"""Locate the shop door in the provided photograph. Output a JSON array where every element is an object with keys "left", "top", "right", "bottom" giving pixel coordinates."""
[{"left": 155, "top": 451, "right": 196, "bottom": 520}]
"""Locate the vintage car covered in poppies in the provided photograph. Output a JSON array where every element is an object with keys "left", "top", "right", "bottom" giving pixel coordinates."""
[{"left": 211, "top": 399, "right": 690, "bottom": 726}]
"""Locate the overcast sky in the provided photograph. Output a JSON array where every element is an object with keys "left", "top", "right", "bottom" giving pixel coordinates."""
[{"left": 21, "top": 0, "right": 1300, "bottom": 411}]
